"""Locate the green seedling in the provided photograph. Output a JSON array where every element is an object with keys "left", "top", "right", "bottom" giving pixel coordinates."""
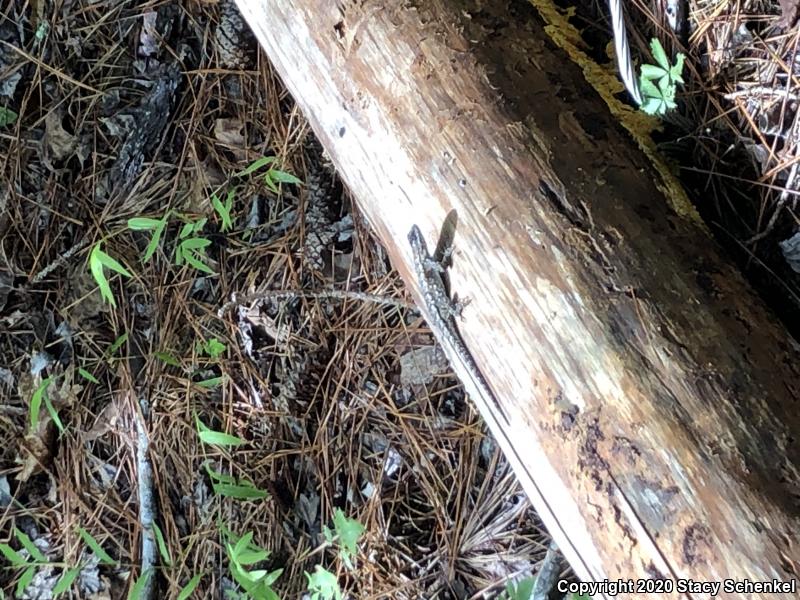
[
  {"left": 128, "top": 215, "right": 168, "bottom": 263},
  {"left": 89, "top": 243, "right": 132, "bottom": 307},
  {"left": 150, "top": 523, "right": 171, "bottom": 566},
  {"left": 223, "top": 528, "right": 282, "bottom": 600},
  {"left": 236, "top": 156, "right": 303, "bottom": 194},
  {"left": 175, "top": 217, "right": 215, "bottom": 275},
  {"left": 195, "top": 414, "right": 243, "bottom": 447},
  {"left": 1, "top": 526, "right": 117, "bottom": 598},
  {"left": 305, "top": 565, "right": 342, "bottom": 600},
  {"left": 639, "top": 38, "right": 685, "bottom": 116},
  {"left": 205, "top": 464, "right": 268, "bottom": 500},
  {"left": 197, "top": 337, "right": 227, "bottom": 358},
  {"left": 322, "top": 509, "right": 365, "bottom": 570},
  {"left": 211, "top": 188, "right": 236, "bottom": 232},
  {"left": 0, "top": 107, "right": 17, "bottom": 127},
  {"left": 78, "top": 368, "right": 99, "bottom": 384},
  {"left": 128, "top": 568, "right": 152, "bottom": 600},
  {"left": 176, "top": 574, "right": 203, "bottom": 600}
]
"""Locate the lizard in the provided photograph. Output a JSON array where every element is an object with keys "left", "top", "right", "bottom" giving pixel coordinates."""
[{"left": 407, "top": 216, "right": 510, "bottom": 424}]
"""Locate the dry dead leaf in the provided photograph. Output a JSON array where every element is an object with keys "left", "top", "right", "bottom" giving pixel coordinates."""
[
  {"left": 214, "top": 117, "right": 248, "bottom": 161},
  {"left": 45, "top": 110, "right": 77, "bottom": 161},
  {"left": 14, "top": 367, "right": 81, "bottom": 481}
]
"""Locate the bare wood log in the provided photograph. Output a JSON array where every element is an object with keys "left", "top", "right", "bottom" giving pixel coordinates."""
[{"left": 236, "top": 0, "right": 800, "bottom": 596}]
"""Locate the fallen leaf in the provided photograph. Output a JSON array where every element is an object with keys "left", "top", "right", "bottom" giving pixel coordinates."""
[{"left": 44, "top": 110, "right": 76, "bottom": 161}]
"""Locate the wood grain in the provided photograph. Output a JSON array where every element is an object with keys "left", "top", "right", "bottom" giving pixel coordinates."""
[{"left": 236, "top": 0, "right": 800, "bottom": 596}]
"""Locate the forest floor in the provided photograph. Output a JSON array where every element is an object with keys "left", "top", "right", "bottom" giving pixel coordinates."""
[
  {"left": 0, "top": 1, "right": 552, "bottom": 599},
  {"left": 1, "top": 0, "right": 799, "bottom": 599}
]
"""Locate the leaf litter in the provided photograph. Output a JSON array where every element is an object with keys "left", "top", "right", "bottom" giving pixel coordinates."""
[{"left": 0, "top": 1, "right": 553, "bottom": 598}]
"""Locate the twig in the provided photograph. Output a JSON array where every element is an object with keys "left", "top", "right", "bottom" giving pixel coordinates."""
[{"left": 217, "top": 289, "right": 414, "bottom": 317}]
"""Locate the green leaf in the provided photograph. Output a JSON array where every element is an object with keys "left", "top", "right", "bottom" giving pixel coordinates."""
[
  {"left": 179, "top": 222, "right": 194, "bottom": 239},
  {"left": 78, "top": 368, "right": 100, "bottom": 384},
  {"left": 108, "top": 333, "right": 129, "bottom": 357},
  {"left": 154, "top": 351, "right": 180, "bottom": 367},
  {"left": 16, "top": 565, "right": 36, "bottom": 597},
  {"left": 236, "top": 156, "right": 277, "bottom": 177},
  {"left": 641, "top": 97, "right": 666, "bottom": 115},
  {"left": 639, "top": 63, "right": 668, "bottom": 80},
  {"left": 196, "top": 376, "right": 223, "bottom": 388},
  {"left": 176, "top": 574, "right": 202, "bottom": 600},
  {"left": 78, "top": 527, "right": 117, "bottom": 566},
  {"left": 212, "top": 482, "right": 268, "bottom": 500},
  {"left": 96, "top": 248, "right": 132, "bottom": 277},
  {"left": 200, "top": 338, "right": 226, "bottom": 358},
  {"left": 263, "top": 172, "right": 279, "bottom": 194},
  {"left": 639, "top": 76, "right": 661, "bottom": 99},
  {"left": 208, "top": 472, "right": 268, "bottom": 499},
  {"left": 89, "top": 243, "right": 131, "bottom": 307},
  {"left": 205, "top": 466, "right": 236, "bottom": 485},
  {"left": 212, "top": 189, "right": 235, "bottom": 232},
  {"left": 670, "top": 52, "right": 686, "bottom": 84},
  {"left": 89, "top": 244, "right": 115, "bottom": 307},
  {"left": 53, "top": 567, "right": 81, "bottom": 597},
  {"left": 14, "top": 529, "right": 46, "bottom": 563},
  {"left": 650, "top": 37, "right": 669, "bottom": 70},
  {"left": 332, "top": 509, "right": 364, "bottom": 568},
  {"left": 180, "top": 237, "right": 212, "bottom": 251},
  {"left": 44, "top": 394, "right": 65, "bottom": 434},
  {"left": 262, "top": 568, "right": 283, "bottom": 587},
  {"left": 195, "top": 415, "right": 243, "bottom": 447},
  {"left": 141, "top": 216, "right": 167, "bottom": 263},
  {"left": 305, "top": 565, "right": 342, "bottom": 600},
  {"left": 0, "top": 106, "right": 18, "bottom": 127},
  {"left": 657, "top": 74, "right": 672, "bottom": 95},
  {"left": 235, "top": 548, "right": 269, "bottom": 566},
  {"left": 127, "top": 217, "right": 162, "bottom": 230},
  {"left": 30, "top": 377, "right": 53, "bottom": 432},
  {"left": 191, "top": 217, "right": 208, "bottom": 234},
  {"left": 128, "top": 568, "right": 152, "bottom": 600},
  {"left": 0, "top": 543, "right": 27, "bottom": 565},
  {"left": 151, "top": 522, "right": 171, "bottom": 566},
  {"left": 504, "top": 576, "right": 535, "bottom": 600},
  {"left": 268, "top": 169, "right": 303, "bottom": 185},
  {"left": 183, "top": 253, "right": 215, "bottom": 275}
]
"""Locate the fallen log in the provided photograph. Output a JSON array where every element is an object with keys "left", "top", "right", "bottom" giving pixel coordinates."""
[{"left": 235, "top": 0, "right": 800, "bottom": 597}]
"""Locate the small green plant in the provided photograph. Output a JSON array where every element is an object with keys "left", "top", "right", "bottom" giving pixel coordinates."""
[
  {"left": 176, "top": 573, "right": 203, "bottom": 600},
  {"left": 236, "top": 156, "right": 302, "bottom": 194},
  {"left": 150, "top": 523, "right": 172, "bottom": 566},
  {"left": 0, "top": 107, "right": 17, "bottom": 127},
  {"left": 177, "top": 573, "right": 203, "bottom": 600},
  {"left": 128, "top": 568, "right": 152, "bottom": 600},
  {"left": 211, "top": 188, "right": 236, "bottom": 232},
  {"left": 205, "top": 464, "right": 269, "bottom": 500},
  {"left": 322, "top": 509, "right": 365, "bottom": 570},
  {"left": 305, "top": 565, "right": 342, "bottom": 600},
  {"left": 175, "top": 217, "right": 215, "bottom": 275},
  {"left": 197, "top": 337, "right": 227, "bottom": 358},
  {"left": 224, "top": 528, "right": 282, "bottom": 600},
  {"left": 0, "top": 526, "right": 117, "bottom": 598},
  {"left": 638, "top": 38, "right": 685, "bottom": 116},
  {"left": 503, "top": 577, "right": 535, "bottom": 600},
  {"left": 89, "top": 242, "right": 132, "bottom": 307},
  {"left": 78, "top": 367, "right": 99, "bottom": 384},
  {"left": 29, "top": 376, "right": 65, "bottom": 434},
  {"left": 195, "top": 414, "right": 244, "bottom": 447},
  {"left": 107, "top": 333, "right": 129, "bottom": 358},
  {"left": 127, "top": 215, "right": 168, "bottom": 263}
]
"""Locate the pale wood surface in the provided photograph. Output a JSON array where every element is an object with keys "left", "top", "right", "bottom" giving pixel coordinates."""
[{"left": 236, "top": 0, "right": 800, "bottom": 597}]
